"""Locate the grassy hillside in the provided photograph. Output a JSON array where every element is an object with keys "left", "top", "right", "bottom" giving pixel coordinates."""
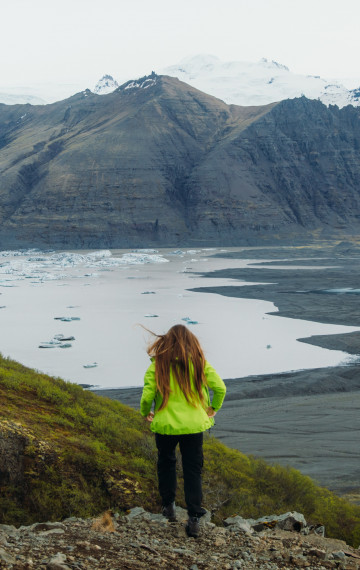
[{"left": 1, "top": 353, "right": 359, "bottom": 547}]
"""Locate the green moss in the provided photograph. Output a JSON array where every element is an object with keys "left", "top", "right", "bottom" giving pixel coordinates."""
[{"left": 1, "top": 352, "right": 360, "bottom": 546}]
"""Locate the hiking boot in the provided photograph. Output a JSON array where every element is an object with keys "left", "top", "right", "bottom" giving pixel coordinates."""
[
  {"left": 162, "top": 502, "right": 176, "bottom": 522},
  {"left": 186, "top": 516, "right": 200, "bottom": 538}
]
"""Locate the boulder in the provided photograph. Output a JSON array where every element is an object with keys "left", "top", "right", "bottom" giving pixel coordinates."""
[
  {"left": 223, "top": 515, "right": 253, "bottom": 534},
  {"left": 250, "top": 511, "right": 307, "bottom": 532}
]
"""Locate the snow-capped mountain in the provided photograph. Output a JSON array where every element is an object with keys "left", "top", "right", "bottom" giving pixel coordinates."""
[
  {"left": 93, "top": 74, "right": 119, "bottom": 95},
  {"left": 159, "top": 55, "right": 360, "bottom": 108},
  {"left": 0, "top": 91, "right": 46, "bottom": 105}
]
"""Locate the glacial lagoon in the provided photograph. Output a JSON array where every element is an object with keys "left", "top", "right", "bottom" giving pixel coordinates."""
[{"left": 0, "top": 248, "right": 358, "bottom": 388}]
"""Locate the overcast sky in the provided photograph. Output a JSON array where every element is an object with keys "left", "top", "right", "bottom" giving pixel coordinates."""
[{"left": 2, "top": 0, "right": 360, "bottom": 91}]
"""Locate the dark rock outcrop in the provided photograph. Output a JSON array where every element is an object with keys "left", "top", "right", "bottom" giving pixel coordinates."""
[{"left": 1, "top": 75, "right": 360, "bottom": 247}]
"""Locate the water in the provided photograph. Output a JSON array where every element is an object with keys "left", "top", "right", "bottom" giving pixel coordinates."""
[{"left": 0, "top": 248, "right": 358, "bottom": 388}]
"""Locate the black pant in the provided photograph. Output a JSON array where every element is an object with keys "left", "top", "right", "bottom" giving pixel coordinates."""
[{"left": 155, "top": 432, "right": 204, "bottom": 517}]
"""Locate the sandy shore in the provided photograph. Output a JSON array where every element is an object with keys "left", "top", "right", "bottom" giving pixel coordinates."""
[{"left": 94, "top": 243, "right": 360, "bottom": 498}]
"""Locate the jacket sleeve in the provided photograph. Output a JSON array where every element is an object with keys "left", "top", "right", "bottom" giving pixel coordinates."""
[
  {"left": 140, "top": 361, "right": 157, "bottom": 417},
  {"left": 204, "top": 361, "right": 226, "bottom": 412}
]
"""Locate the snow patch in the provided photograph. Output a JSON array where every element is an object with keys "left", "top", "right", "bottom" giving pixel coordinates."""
[{"left": 124, "top": 78, "right": 157, "bottom": 91}]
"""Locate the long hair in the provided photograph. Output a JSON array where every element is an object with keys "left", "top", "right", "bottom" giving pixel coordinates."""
[{"left": 146, "top": 324, "right": 207, "bottom": 411}]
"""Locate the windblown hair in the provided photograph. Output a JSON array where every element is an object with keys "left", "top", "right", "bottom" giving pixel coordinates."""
[{"left": 146, "top": 324, "right": 207, "bottom": 411}]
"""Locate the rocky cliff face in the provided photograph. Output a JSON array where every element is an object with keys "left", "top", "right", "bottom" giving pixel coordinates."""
[{"left": 1, "top": 75, "right": 360, "bottom": 248}]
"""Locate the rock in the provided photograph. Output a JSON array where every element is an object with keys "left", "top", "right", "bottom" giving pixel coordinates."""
[
  {"left": 332, "top": 550, "right": 346, "bottom": 560},
  {"left": 0, "top": 547, "right": 16, "bottom": 564},
  {"left": 32, "top": 522, "right": 66, "bottom": 532},
  {"left": 309, "top": 524, "right": 326, "bottom": 537},
  {"left": 251, "top": 511, "right": 307, "bottom": 532},
  {"left": 172, "top": 547, "right": 194, "bottom": 555},
  {"left": 309, "top": 547, "right": 326, "bottom": 559},
  {"left": 0, "top": 524, "right": 18, "bottom": 535},
  {"left": 0, "top": 535, "right": 9, "bottom": 546},
  {"left": 125, "top": 506, "right": 148, "bottom": 520},
  {"left": 40, "top": 528, "right": 66, "bottom": 536},
  {"left": 224, "top": 515, "right": 254, "bottom": 534},
  {"left": 47, "top": 552, "right": 70, "bottom": 569}
]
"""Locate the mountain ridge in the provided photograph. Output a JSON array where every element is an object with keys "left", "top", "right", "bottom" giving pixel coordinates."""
[{"left": 1, "top": 74, "right": 360, "bottom": 248}]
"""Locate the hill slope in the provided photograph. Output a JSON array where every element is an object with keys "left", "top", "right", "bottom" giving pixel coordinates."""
[
  {"left": 1, "top": 75, "right": 360, "bottom": 247},
  {"left": 0, "top": 353, "right": 360, "bottom": 548}
]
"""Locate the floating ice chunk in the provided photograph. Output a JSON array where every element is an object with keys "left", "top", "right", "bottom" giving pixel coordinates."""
[
  {"left": 39, "top": 339, "right": 62, "bottom": 348},
  {"left": 169, "top": 250, "right": 185, "bottom": 256},
  {"left": 54, "top": 335, "right": 75, "bottom": 341},
  {"left": 132, "top": 249, "right": 159, "bottom": 253},
  {"left": 87, "top": 250, "right": 112, "bottom": 259},
  {"left": 0, "top": 306, "right": 6, "bottom": 309},
  {"left": 48, "top": 252, "right": 87, "bottom": 266},
  {"left": 83, "top": 363, "right": 98, "bottom": 368},
  {"left": 54, "top": 317, "right": 80, "bottom": 322},
  {"left": 120, "top": 253, "right": 168, "bottom": 265},
  {"left": 182, "top": 317, "right": 198, "bottom": 325},
  {"left": 141, "top": 291, "right": 156, "bottom": 295},
  {"left": 59, "top": 343, "right": 72, "bottom": 348},
  {"left": 144, "top": 314, "right": 159, "bottom": 318}
]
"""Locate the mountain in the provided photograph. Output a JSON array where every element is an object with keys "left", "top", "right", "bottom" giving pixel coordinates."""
[
  {"left": 160, "top": 55, "right": 360, "bottom": 109},
  {"left": 93, "top": 74, "right": 119, "bottom": 95},
  {"left": 0, "top": 91, "right": 46, "bottom": 105},
  {"left": 1, "top": 73, "right": 360, "bottom": 248}
]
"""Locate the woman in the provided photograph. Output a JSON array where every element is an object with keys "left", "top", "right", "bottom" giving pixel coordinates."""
[{"left": 140, "top": 324, "right": 226, "bottom": 538}]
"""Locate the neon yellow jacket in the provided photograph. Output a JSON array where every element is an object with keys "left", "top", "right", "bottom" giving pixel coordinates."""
[{"left": 140, "top": 360, "right": 226, "bottom": 435}]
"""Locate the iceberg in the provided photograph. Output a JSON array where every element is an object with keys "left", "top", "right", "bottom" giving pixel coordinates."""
[{"left": 182, "top": 317, "right": 199, "bottom": 325}]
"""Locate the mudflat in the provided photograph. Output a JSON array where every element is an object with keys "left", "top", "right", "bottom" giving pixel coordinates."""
[{"left": 94, "top": 243, "right": 360, "bottom": 498}]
